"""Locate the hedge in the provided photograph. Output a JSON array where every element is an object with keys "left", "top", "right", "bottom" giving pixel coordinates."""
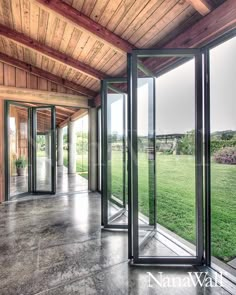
[{"left": 211, "top": 140, "right": 236, "bottom": 154}]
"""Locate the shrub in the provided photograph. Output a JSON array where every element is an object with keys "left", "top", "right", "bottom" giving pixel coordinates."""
[
  {"left": 177, "top": 131, "right": 195, "bottom": 155},
  {"left": 213, "top": 147, "right": 236, "bottom": 165},
  {"left": 211, "top": 140, "right": 236, "bottom": 154}
]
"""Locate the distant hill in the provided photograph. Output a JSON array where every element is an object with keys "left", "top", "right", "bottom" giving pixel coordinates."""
[{"left": 211, "top": 130, "right": 236, "bottom": 140}]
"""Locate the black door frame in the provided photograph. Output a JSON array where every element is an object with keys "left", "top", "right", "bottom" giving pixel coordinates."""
[
  {"left": 4, "top": 101, "right": 56, "bottom": 201},
  {"left": 4, "top": 101, "right": 31, "bottom": 200},
  {"left": 128, "top": 48, "right": 204, "bottom": 265},
  {"left": 31, "top": 105, "right": 56, "bottom": 194},
  {"left": 101, "top": 77, "right": 128, "bottom": 229},
  {"left": 202, "top": 30, "right": 236, "bottom": 286}
]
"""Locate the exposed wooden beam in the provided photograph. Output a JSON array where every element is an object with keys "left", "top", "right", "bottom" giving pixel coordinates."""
[
  {"left": 185, "top": 0, "right": 213, "bottom": 16},
  {"left": 70, "top": 109, "right": 88, "bottom": 121},
  {"left": 35, "top": 0, "right": 153, "bottom": 76},
  {"left": 19, "top": 103, "right": 67, "bottom": 119},
  {"left": 58, "top": 109, "right": 88, "bottom": 128},
  {"left": 92, "top": 0, "right": 236, "bottom": 108},
  {"left": 19, "top": 102, "right": 77, "bottom": 117},
  {"left": 56, "top": 106, "right": 75, "bottom": 114},
  {"left": 55, "top": 110, "right": 70, "bottom": 118},
  {"left": 145, "top": 0, "right": 236, "bottom": 72},
  {"left": 0, "top": 24, "right": 106, "bottom": 80},
  {"left": 0, "top": 52, "right": 96, "bottom": 97},
  {"left": 36, "top": 0, "right": 134, "bottom": 54},
  {"left": 0, "top": 86, "right": 89, "bottom": 108}
]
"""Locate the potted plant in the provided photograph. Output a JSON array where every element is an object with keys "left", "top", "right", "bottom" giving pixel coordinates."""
[{"left": 15, "top": 156, "right": 27, "bottom": 176}]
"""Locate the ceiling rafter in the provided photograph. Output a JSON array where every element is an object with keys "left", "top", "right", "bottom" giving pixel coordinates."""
[
  {"left": 35, "top": 0, "right": 154, "bottom": 76},
  {"left": 21, "top": 103, "right": 68, "bottom": 119},
  {"left": 0, "top": 24, "right": 106, "bottom": 80},
  {"left": 58, "top": 109, "right": 88, "bottom": 128},
  {"left": 185, "top": 0, "right": 213, "bottom": 16},
  {"left": 144, "top": 0, "right": 236, "bottom": 73},
  {"left": 36, "top": 0, "right": 135, "bottom": 54},
  {"left": 92, "top": 0, "right": 236, "bottom": 107},
  {"left": 0, "top": 52, "right": 96, "bottom": 97},
  {"left": 56, "top": 106, "right": 75, "bottom": 114}
]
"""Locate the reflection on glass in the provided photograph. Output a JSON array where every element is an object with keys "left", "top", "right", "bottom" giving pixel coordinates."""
[
  {"left": 9, "top": 105, "right": 28, "bottom": 198},
  {"left": 210, "top": 36, "right": 236, "bottom": 275},
  {"left": 137, "top": 78, "right": 156, "bottom": 253},
  {"left": 155, "top": 59, "right": 196, "bottom": 256},
  {"left": 36, "top": 108, "right": 52, "bottom": 191},
  {"left": 137, "top": 59, "right": 196, "bottom": 257},
  {"left": 98, "top": 108, "right": 102, "bottom": 191},
  {"left": 106, "top": 89, "right": 127, "bottom": 224},
  {"left": 62, "top": 126, "right": 68, "bottom": 171},
  {"left": 75, "top": 115, "right": 88, "bottom": 179}
]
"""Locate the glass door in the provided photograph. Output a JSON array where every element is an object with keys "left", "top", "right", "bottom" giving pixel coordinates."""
[
  {"left": 5, "top": 101, "right": 30, "bottom": 200},
  {"left": 102, "top": 78, "right": 127, "bottom": 229},
  {"left": 129, "top": 49, "right": 204, "bottom": 264},
  {"left": 32, "top": 106, "right": 56, "bottom": 194}
]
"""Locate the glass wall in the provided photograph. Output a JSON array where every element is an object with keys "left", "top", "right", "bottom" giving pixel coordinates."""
[
  {"left": 62, "top": 126, "right": 68, "bottom": 171},
  {"left": 102, "top": 79, "right": 127, "bottom": 228},
  {"left": 9, "top": 104, "right": 29, "bottom": 198},
  {"left": 75, "top": 114, "right": 88, "bottom": 179},
  {"left": 131, "top": 50, "right": 202, "bottom": 263},
  {"left": 155, "top": 59, "right": 196, "bottom": 254},
  {"left": 98, "top": 108, "right": 102, "bottom": 192},
  {"left": 136, "top": 60, "right": 197, "bottom": 257},
  {"left": 107, "top": 90, "right": 126, "bottom": 222},
  {"left": 136, "top": 77, "right": 156, "bottom": 253},
  {"left": 35, "top": 108, "right": 53, "bottom": 191},
  {"left": 209, "top": 36, "right": 236, "bottom": 275}
]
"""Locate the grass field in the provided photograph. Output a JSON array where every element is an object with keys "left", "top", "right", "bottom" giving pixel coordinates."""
[
  {"left": 63, "top": 149, "right": 235, "bottom": 262},
  {"left": 111, "top": 151, "right": 236, "bottom": 263}
]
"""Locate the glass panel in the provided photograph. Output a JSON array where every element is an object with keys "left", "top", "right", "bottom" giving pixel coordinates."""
[
  {"left": 75, "top": 114, "right": 88, "bottom": 180},
  {"left": 98, "top": 108, "right": 102, "bottom": 192},
  {"left": 136, "top": 77, "right": 156, "bottom": 253},
  {"left": 9, "top": 104, "right": 29, "bottom": 198},
  {"left": 35, "top": 108, "right": 52, "bottom": 191},
  {"left": 63, "top": 126, "right": 68, "bottom": 172},
  {"left": 136, "top": 56, "right": 197, "bottom": 258},
  {"left": 105, "top": 81, "right": 127, "bottom": 226},
  {"left": 210, "top": 36, "right": 236, "bottom": 276}
]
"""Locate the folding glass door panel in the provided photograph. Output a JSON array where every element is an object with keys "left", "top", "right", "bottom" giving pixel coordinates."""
[
  {"left": 102, "top": 78, "right": 127, "bottom": 229},
  {"left": 5, "top": 103, "right": 56, "bottom": 200},
  {"left": 32, "top": 106, "right": 56, "bottom": 194},
  {"left": 98, "top": 108, "right": 102, "bottom": 192},
  {"left": 129, "top": 49, "right": 204, "bottom": 264},
  {"left": 205, "top": 34, "right": 236, "bottom": 279},
  {"left": 5, "top": 102, "right": 30, "bottom": 200}
]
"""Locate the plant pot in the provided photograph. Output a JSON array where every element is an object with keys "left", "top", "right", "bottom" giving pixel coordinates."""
[{"left": 17, "top": 167, "right": 26, "bottom": 176}]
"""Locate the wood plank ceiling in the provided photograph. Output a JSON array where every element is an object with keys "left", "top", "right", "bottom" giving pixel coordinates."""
[
  {"left": 11, "top": 101, "right": 86, "bottom": 128},
  {"left": 0, "top": 0, "right": 226, "bottom": 117}
]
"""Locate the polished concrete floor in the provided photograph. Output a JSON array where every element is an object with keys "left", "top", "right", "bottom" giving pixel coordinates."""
[
  {"left": 0, "top": 191, "right": 231, "bottom": 295},
  {"left": 10, "top": 164, "right": 88, "bottom": 199}
]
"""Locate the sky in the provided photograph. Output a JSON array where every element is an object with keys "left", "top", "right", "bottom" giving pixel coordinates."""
[{"left": 109, "top": 36, "right": 236, "bottom": 136}]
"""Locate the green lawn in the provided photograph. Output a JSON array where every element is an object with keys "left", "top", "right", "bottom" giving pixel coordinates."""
[
  {"left": 62, "top": 148, "right": 235, "bottom": 262},
  {"left": 111, "top": 151, "right": 236, "bottom": 263},
  {"left": 63, "top": 150, "right": 88, "bottom": 179}
]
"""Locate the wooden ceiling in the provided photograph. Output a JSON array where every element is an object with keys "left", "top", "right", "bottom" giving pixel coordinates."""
[
  {"left": 0, "top": 0, "right": 231, "bottom": 107},
  {"left": 10, "top": 101, "right": 87, "bottom": 128}
]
